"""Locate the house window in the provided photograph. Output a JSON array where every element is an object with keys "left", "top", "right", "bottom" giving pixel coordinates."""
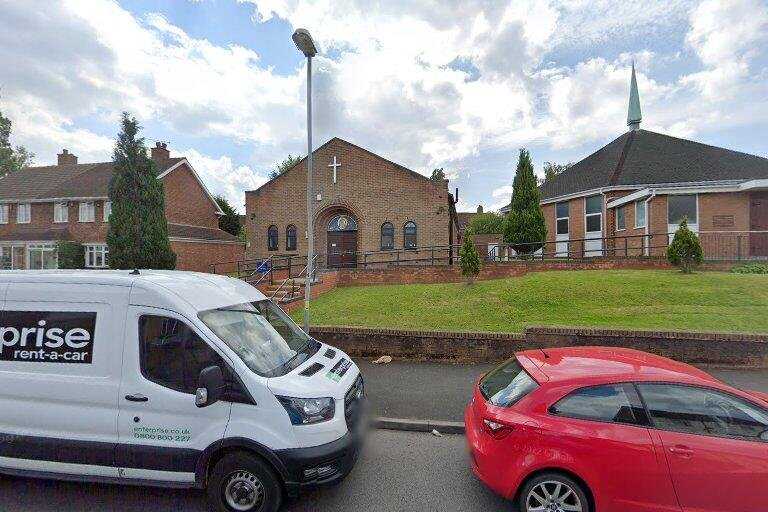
[
  {"left": 667, "top": 195, "right": 698, "bottom": 225},
  {"left": 381, "top": 222, "right": 394, "bottom": 250},
  {"left": 403, "top": 221, "right": 417, "bottom": 249},
  {"left": 556, "top": 201, "right": 569, "bottom": 235},
  {"left": 635, "top": 201, "right": 646, "bottom": 228},
  {"left": 103, "top": 200, "right": 112, "bottom": 222},
  {"left": 79, "top": 201, "right": 95, "bottom": 222},
  {"left": 616, "top": 206, "right": 626, "bottom": 231},
  {"left": 17, "top": 203, "right": 31, "bottom": 224},
  {"left": 85, "top": 244, "right": 109, "bottom": 268},
  {"left": 0, "top": 246, "right": 24, "bottom": 270},
  {"left": 54, "top": 202, "right": 68, "bottom": 223},
  {"left": 267, "top": 225, "right": 278, "bottom": 251},
  {"left": 285, "top": 225, "right": 297, "bottom": 251},
  {"left": 27, "top": 244, "right": 57, "bottom": 269},
  {"left": 585, "top": 195, "right": 602, "bottom": 233},
  {"left": 0, "top": 205, "right": 8, "bottom": 224}
]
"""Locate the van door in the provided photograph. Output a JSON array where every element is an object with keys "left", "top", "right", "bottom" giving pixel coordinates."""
[
  {"left": 0, "top": 283, "right": 123, "bottom": 478},
  {"left": 116, "top": 306, "right": 232, "bottom": 484}
]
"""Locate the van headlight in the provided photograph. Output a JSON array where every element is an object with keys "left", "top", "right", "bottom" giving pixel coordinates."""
[{"left": 276, "top": 396, "right": 335, "bottom": 425}]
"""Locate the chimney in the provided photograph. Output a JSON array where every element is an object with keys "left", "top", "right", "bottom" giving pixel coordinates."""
[
  {"left": 151, "top": 141, "right": 170, "bottom": 163},
  {"left": 57, "top": 149, "right": 77, "bottom": 165},
  {"left": 476, "top": 205, "right": 484, "bottom": 214}
]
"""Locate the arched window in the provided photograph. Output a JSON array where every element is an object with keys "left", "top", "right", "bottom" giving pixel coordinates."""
[
  {"left": 286, "top": 225, "right": 297, "bottom": 251},
  {"left": 327, "top": 214, "right": 358, "bottom": 232},
  {"left": 404, "top": 221, "right": 417, "bottom": 250},
  {"left": 380, "top": 222, "right": 394, "bottom": 250},
  {"left": 267, "top": 225, "right": 278, "bottom": 251}
]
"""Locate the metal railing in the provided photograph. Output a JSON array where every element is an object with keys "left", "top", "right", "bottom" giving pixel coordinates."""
[
  {"left": 269, "top": 254, "right": 318, "bottom": 302},
  {"left": 213, "top": 231, "right": 768, "bottom": 278}
]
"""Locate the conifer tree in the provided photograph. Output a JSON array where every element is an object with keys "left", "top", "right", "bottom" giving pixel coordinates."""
[
  {"left": 667, "top": 218, "right": 703, "bottom": 273},
  {"left": 504, "top": 148, "right": 547, "bottom": 255},
  {"left": 459, "top": 229, "right": 481, "bottom": 284}
]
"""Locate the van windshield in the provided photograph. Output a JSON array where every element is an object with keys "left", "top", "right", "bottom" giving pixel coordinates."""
[{"left": 199, "top": 300, "right": 319, "bottom": 377}]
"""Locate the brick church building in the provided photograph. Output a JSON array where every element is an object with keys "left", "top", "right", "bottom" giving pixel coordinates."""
[
  {"left": 0, "top": 143, "right": 244, "bottom": 272},
  {"left": 245, "top": 138, "right": 459, "bottom": 267}
]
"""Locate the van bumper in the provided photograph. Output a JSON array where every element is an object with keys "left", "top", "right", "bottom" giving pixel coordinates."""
[{"left": 275, "top": 429, "right": 362, "bottom": 497}]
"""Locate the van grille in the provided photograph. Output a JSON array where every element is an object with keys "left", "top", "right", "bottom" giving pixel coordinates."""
[{"left": 344, "top": 374, "right": 364, "bottom": 430}]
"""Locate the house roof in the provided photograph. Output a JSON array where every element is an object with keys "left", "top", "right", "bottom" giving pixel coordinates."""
[
  {"left": 0, "top": 158, "right": 185, "bottom": 201},
  {"left": 539, "top": 129, "right": 768, "bottom": 201},
  {"left": 247, "top": 137, "right": 443, "bottom": 194}
]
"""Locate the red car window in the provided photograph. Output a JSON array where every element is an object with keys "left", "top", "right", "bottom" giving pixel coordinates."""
[{"left": 549, "top": 383, "right": 650, "bottom": 426}]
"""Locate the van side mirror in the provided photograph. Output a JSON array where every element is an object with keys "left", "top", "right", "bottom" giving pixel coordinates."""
[{"left": 196, "top": 366, "right": 225, "bottom": 408}]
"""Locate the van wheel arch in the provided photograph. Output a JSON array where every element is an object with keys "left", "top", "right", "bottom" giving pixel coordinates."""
[
  {"left": 197, "top": 438, "right": 289, "bottom": 492},
  {"left": 514, "top": 468, "right": 595, "bottom": 512}
]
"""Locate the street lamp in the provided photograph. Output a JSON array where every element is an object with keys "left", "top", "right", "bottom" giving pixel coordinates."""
[{"left": 293, "top": 28, "right": 317, "bottom": 333}]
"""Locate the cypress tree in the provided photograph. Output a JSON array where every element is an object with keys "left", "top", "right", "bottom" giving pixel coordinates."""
[
  {"left": 504, "top": 148, "right": 547, "bottom": 255},
  {"left": 667, "top": 218, "right": 703, "bottom": 273},
  {"left": 459, "top": 229, "right": 481, "bottom": 284},
  {"left": 106, "top": 113, "right": 176, "bottom": 270}
]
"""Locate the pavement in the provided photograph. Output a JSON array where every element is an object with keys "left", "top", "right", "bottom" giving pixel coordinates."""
[
  {"left": 0, "top": 430, "right": 507, "bottom": 512},
  {"left": 358, "top": 359, "right": 768, "bottom": 423}
]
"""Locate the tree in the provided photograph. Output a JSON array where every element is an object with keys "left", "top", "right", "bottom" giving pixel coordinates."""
[
  {"left": 667, "top": 218, "right": 703, "bottom": 273},
  {"left": 504, "top": 148, "right": 547, "bottom": 255},
  {"left": 469, "top": 212, "right": 505, "bottom": 234},
  {"left": 269, "top": 154, "right": 302, "bottom": 179},
  {"left": 215, "top": 195, "right": 241, "bottom": 236},
  {"left": 459, "top": 229, "right": 481, "bottom": 284},
  {"left": 542, "top": 161, "right": 572, "bottom": 183},
  {"left": 106, "top": 112, "right": 176, "bottom": 270},
  {"left": 0, "top": 107, "right": 34, "bottom": 178},
  {"left": 430, "top": 167, "right": 446, "bottom": 182},
  {"left": 56, "top": 241, "right": 85, "bottom": 269}
]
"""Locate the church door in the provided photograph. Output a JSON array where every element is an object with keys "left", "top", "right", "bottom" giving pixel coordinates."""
[{"left": 327, "top": 214, "right": 358, "bottom": 268}]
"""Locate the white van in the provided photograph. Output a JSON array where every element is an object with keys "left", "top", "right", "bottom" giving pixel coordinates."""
[{"left": 0, "top": 270, "right": 365, "bottom": 512}]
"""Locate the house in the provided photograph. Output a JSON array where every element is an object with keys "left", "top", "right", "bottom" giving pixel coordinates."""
[
  {"left": 245, "top": 137, "right": 459, "bottom": 268},
  {"left": 503, "top": 64, "right": 768, "bottom": 260},
  {"left": 0, "top": 143, "right": 244, "bottom": 271}
]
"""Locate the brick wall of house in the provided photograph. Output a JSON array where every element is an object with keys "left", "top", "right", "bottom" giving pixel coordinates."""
[
  {"left": 245, "top": 138, "right": 452, "bottom": 263},
  {"left": 162, "top": 163, "right": 220, "bottom": 229},
  {"left": 0, "top": 200, "right": 109, "bottom": 243},
  {"left": 171, "top": 240, "right": 245, "bottom": 273}
]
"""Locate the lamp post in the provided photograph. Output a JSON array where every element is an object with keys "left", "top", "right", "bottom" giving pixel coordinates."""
[{"left": 292, "top": 28, "right": 318, "bottom": 333}]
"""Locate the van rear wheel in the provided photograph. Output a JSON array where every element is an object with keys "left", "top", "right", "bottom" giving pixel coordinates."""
[{"left": 208, "top": 453, "right": 282, "bottom": 512}]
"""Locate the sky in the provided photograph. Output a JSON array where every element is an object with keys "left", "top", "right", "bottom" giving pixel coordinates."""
[{"left": 1, "top": 0, "right": 767, "bottom": 213}]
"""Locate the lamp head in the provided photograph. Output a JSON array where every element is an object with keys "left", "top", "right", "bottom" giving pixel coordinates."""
[{"left": 292, "top": 28, "right": 318, "bottom": 58}]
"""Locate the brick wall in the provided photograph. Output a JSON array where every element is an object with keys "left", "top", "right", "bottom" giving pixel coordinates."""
[
  {"left": 245, "top": 138, "right": 452, "bottom": 263},
  {"left": 171, "top": 240, "right": 244, "bottom": 273},
  {"left": 309, "top": 325, "right": 768, "bottom": 367},
  {"left": 0, "top": 200, "right": 109, "bottom": 243},
  {"left": 162, "top": 163, "right": 220, "bottom": 229}
]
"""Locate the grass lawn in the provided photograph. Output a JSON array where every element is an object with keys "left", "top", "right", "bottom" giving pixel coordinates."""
[{"left": 294, "top": 270, "right": 768, "bottom": 333}]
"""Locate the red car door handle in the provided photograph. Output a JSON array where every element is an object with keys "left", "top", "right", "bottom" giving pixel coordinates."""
[{"left": 668, "top": 445, "right": 693, "bottom": 457}]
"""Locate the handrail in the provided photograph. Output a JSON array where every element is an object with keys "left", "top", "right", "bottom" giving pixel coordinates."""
[
  {"left": 249, "top": 255, "right": 274, "bottom": 287},
  {"left": 269, "top": 254, "right": 318, "bottom": 302}
]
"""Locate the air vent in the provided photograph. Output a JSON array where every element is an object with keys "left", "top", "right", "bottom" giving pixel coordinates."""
[
  {"left": 299, "top": 363, "right": 324, "bottom": 377},
  {"left": 324, "top": 349, "right": 336, "bottom": 359}
]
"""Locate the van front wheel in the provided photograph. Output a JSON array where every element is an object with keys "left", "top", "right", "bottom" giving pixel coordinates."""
[{"left": 208, "top": 453, "right": 282, "bottom": 512}]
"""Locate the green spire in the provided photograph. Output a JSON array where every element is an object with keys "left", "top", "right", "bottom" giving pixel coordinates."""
[{"left": 627, "top": 61, "right": 642, "bottom": 130}]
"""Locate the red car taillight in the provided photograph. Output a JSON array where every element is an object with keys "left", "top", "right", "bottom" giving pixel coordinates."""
[{"left": 483, "top": 418, "right": 515, "bottom": 439}]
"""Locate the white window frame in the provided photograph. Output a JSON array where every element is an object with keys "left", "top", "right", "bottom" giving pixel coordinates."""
[
  {"left": 0, "top": 245, "right": 25, "bottom": 270},
  {"left": 84, "top": 244, "right": 109, "bottom": 268},
  {"left": 17, "top": 203, "right": 31, "bottom": 224},
  {"left": 583, "top": 195, "right": 604, "bottom": 257},
  {"left": 615, "top": 206, "right": 626, "bottom": 231},
  {"left": 667, "top": 194, "right": 699, "bottom": 240},
  {"left": 635, "top": 200, "right": 646, "bottom": 229},
  {"left": 0, "top": 204, "right": 8, "bottom": 224},
  {"left": 79, "top": 201, "right": 95, "bottom": 223},
  {"left": 103, "top": 200, "right": 112, "bottom": 222},
  {"left": 54, "top": 202, "right": 69, "bottom": 223},
  {"left": 26, "top": 243, "right": 58, "bottom": 270}
]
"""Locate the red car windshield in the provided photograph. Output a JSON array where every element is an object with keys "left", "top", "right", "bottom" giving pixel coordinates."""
[{"left": 479, "top": 357, "right": 539, "bottom": 407}]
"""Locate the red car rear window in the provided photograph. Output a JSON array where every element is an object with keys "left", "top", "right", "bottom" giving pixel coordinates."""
[{"left": 479, "top": 357, "right": 539, "bottom": 407}]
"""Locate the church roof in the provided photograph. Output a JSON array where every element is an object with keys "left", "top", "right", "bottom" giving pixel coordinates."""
[{"left": 539, "top": 129, "right": 768, "bottom": 201}]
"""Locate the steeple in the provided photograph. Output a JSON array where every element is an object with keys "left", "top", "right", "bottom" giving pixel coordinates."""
[{"left": 627, "top": 61, "right": 642, "bottom": 131}]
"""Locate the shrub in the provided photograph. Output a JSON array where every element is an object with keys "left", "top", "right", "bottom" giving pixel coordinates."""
[
  {"left": 459, "top": 230, "right": 481, "bottom": 284},
  {"left": 667, "top": 219, "right": 703, "bottom": 273},
  {"left": 731, "top": 263, "right": 768, "bottom": 274},
  {"left": 504, "top": 148, "right": 546, "bottom": 255},
  {"left": 56, "top": 241, "right": 85, "bottom": 269},
  {"left": 469, "top": 212, "right": 505, "bottom": 235}
]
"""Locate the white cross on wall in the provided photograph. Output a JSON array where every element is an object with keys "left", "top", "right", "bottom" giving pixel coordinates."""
[{"left": 328, "top": 156, "right": 341, "bottom": 184}]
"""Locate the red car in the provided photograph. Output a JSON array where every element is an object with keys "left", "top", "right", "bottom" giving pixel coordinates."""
[{"left": 465, "top": 347, "right": 768, "bottom": 512}]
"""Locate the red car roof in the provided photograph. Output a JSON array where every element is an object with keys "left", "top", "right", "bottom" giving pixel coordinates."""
[{"left": 518, "top": 346, "right": 720, "bottom": 386}]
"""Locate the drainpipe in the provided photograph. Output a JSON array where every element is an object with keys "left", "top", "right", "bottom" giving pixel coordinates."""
[{"left": 644, "top": 190, "right": 656, "bottom": 256}]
